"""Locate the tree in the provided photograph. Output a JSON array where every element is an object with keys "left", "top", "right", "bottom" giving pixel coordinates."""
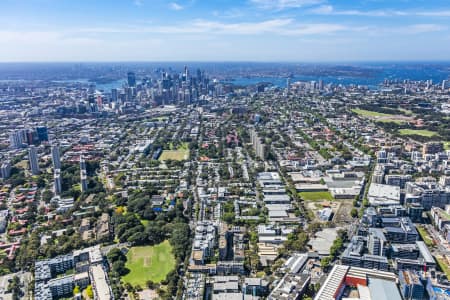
[
  {"left": 86, "top": 285, "right": 94, "bottom": 298},
  {"left": 73, "top": 286, "right": 81, "bottom": 295},
  {"left": 36, "top": 176, "right": 46, "bottom": 188},
  {"left": 308, "top": 222, "right": 322, "bottom": 234},
  {"left": 112, "top": 260, "right": 129, "bottom": 276},
  {"left": 146, "top": 224, "right": 166, "bottom": 245},
  {"left": 127, "top": 231, "right": 148, "bottom": 245},
  {"left": 362, "top": 198, "right": 369, "bottom": 207},
  {"left": 222, "top": 212, "right": 235, "bottom": 224},
  {"left": 107, "top": 248, "right": 126, "bottom": 263},
  {"left": 7, "top": 276, "right": 21, "bottom": 300},
  {"left": 320, "top": 256, "right": 332, "bottom": 268},
  {"left": 285, "top": 229, "right": 309, "bottom": 251},
  {"left": 146, "top": 280, "right": 156, "bottom": 289},
  {"left": 169, "top": 222, "right": 190, "bottom": 260},
  {"left": 351, "top": 208, "right": 358, "bottom": 218}
]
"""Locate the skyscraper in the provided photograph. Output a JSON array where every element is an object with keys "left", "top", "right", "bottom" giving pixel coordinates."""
[
  {"left": 28, "top": 145, "right": 40, "bottom": 175},
  {"left": 36, "top": 126, "right": 48, "bottom": 142},
  {"left": 9, "top": 131, "right": 24, "bottom": 149},
  {"left": 111, "top": 88, "right": 118, "bottom": 102},
  {"left": 51, "top": 144, "right": 61, "bottom": 170},
  {"left": 184, "top": 65, "right": 189, "bottom": 81},
  {"left": 318, "top": 79, "right": 324, "bottom": 90},
  {"left": 80, "top": 156, "right": 88, "bottom": 192},
  {"left": 54, "top": 169, "right": 62, "bottom": 195},
  {"left": 0, "top": 161, "right": 11, "bottom": 179},
  {"left": 127, "top": 72, "right": 136, "bottom": 87}
]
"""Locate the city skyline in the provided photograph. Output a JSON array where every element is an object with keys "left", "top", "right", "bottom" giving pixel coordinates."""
[{"left": 1, "top": 0, "right": 450, "bottom": 62}]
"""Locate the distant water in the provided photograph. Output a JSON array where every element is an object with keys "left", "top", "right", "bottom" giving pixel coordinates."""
[
  {"left": 225, "top": 63, "right": 450, "bottom": 87},
  {"left": 96, "top": 80, "right": 125, "bottom": 91},
  {"left": 55, "top": 79, "right": 125, "bottom": 91},
  {"left": 1, "top": 63, "right": 449, "bottom": 90}
]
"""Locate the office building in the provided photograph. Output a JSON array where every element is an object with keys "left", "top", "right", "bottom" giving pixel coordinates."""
[
  {"left": 127, "top": 72, "right": 136, "bottom": 87},
  {"left": 368, "top": 228, "right": 386, "bottom": 256},
  {"left": 405, "top": 181, "right": 450, "bottom": 210},
  {"left": 398, "top": 270, "right": 424, "bottom": 300},
  {"left": 314, "top": 265, "right": 400, "bottom": 300},
  {"left": 367, "top": 183, "right": 401, "bottom": 206},
  {"left": 382, "top": 217, "right": 418, "bottom": 244},
  {"left": 111, "top": 88, "right": 118, "bottom": 102},
  {"left": 423, "top": 142, "right": 443, "bottom": 155},
  {"left": 385, "top": 174, "right": 412, "bottom": 188},
  {"left": 28, "top": 145, "right": 40, "bottom": 175},
  {"left": 36, "top": 126, "right": 49, "bottom": 142},
  {"left": 390, "top": 244, "right": 419, "bottom": 260}
]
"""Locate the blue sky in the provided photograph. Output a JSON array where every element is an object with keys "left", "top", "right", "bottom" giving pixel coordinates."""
[{"left": 0, "top": 0, "right": 450, "bottom": 61}]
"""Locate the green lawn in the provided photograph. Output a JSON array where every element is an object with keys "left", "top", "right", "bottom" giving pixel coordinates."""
[
  {"left": 445, "top": 142, "right": 450, "bottom": 150},
  {"left": 14, "top": 160, "right": 28, "bottom": 169},
  {"left": 160, "top": 142, "right": 190, "bottom": 160},
  {"left": 398, "top": 129, "right": 439, "bottom": 137},
  {"left": 122, "top": 240, "right": 176, "bottom": 286},
  {"left": 159, "top": 149, "right": 189, "bottom": 161},
  {"left": 416, "top": 225, "right": 434, "bottom": 247},
  {"left": 351, "top": 108, "right": 406, "bottom": 124},
  {"left": 352, "top": 108, "right": 392, "bottom": 117},
  {"left": 397, "top": 108, "right": 414, "bottom": 116},
  {"left": 299, "top": 191, "right": 334, "bottom": 202},
  {"left": 436, "top": 256, "right": 450, "bottom": 279}
]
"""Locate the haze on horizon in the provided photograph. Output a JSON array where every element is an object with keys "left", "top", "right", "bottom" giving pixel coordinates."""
[{"left": 1, "top": 0, "right": 450, "bottom": 62}]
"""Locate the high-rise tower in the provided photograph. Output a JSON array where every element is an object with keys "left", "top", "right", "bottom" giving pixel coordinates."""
[
  {"left": 51, "top": 144, "right": 61, "bottom": 170},
  {"left": 28, "top": 145, "right": 40, "bottom": 175},
  {"left": 127, "top": 72, "right": 136, "bottom": 87}
]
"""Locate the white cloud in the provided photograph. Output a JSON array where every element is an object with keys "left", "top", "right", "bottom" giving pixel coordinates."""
[
  {"left": 0, "top": 19, "right": 446, "bottom": 62},
  {"left": 169, "top": 2, "right": 184, "bottom": 11},
  {"left": 285, "top": 23, "right": 350, "bottom": 35},
  {"left": 250, "top": 0, "right": 323, "bottom": 10},
  {"left": 310, "top": 5, "right": 450, "bottom": 18},
  {"left": 417, "top": 11, "right": 450, "bottom": 17},
  {"left": 74, "top": 19, "right": 357, "bottom": 36},
  {"left": 190, "top": 18, "right": 294, "bottom": 34},
  {"left": 404, "top": 24, "right": 446, "bottom": 34},
  {"left": 364, "top": 23, "right": 447, "bottom": 36},
  {"left": 310, "top": 5, "right": 333, "bottom": 14},
  {"left": 212, "top": 9, "right": 245, "bottom": 19},
  {"left": 310, "top": 5, "right": 406, "bottom": 17},
  {"left": 0, "top": 31, "right": 61, "bottom": 43}
]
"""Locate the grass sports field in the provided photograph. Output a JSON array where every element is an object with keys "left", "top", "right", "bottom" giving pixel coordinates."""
[
  {"left": 352, "top": 108, "right": 392, "bottom": 118},
  {"left": 299, "top": 191, "right": 334, "bottom": 202},
  {"left": 122, "top": 240, "right": 176, "bottom": 286},
  {"left": 398, "top": 129, "right": 439, "bottom": 137},
  {"left": 159, "top": 142, "right": 189, "bottom": 161},
  {"left": 352, "top": 108, "right": 410, "bottom": 124},
  {"left": 159, "top": 150, "right": 189, "bottom": 161}
]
